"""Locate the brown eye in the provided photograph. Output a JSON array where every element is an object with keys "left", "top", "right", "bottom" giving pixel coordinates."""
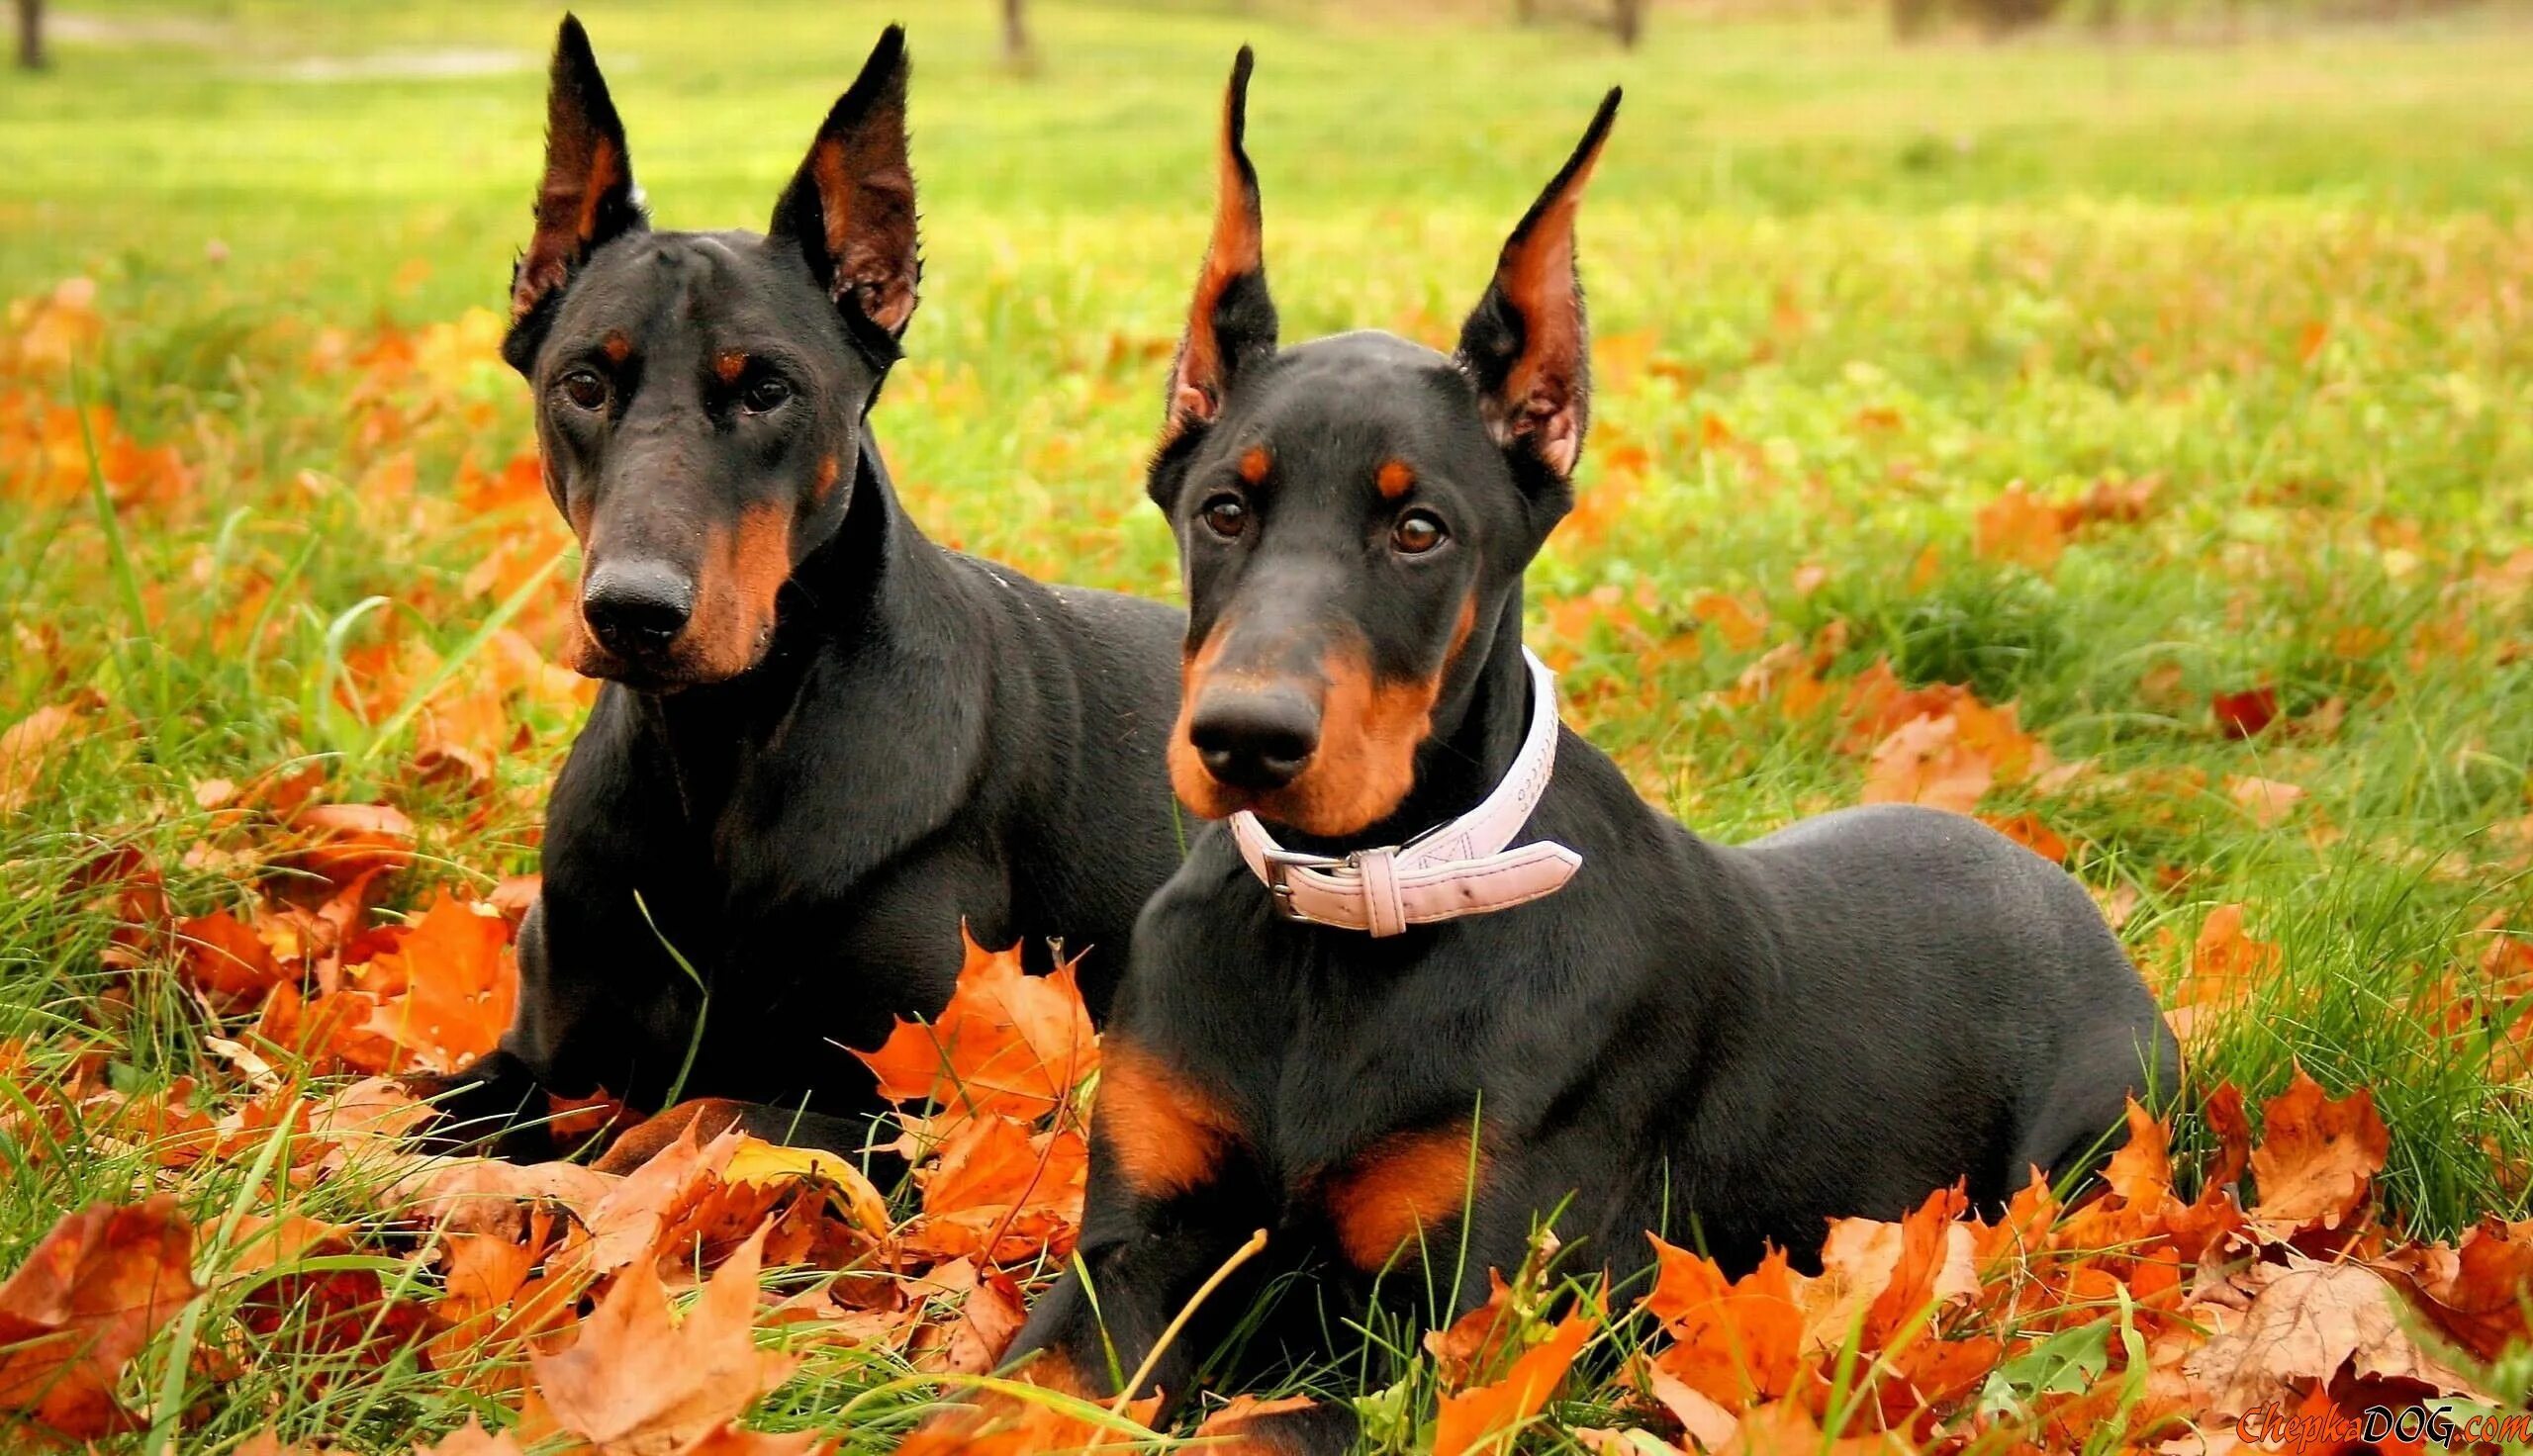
[
  {"left": 1200, "top": 495, "right": 1248, "bottom": 539},
  {"left": 558, "top": 368, "right": 609, "bottom": 411},
  {"left": 1391, "top": 510, "right": 1447, "bottom": 555}
]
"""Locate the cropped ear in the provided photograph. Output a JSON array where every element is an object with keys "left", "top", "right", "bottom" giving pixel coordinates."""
[
  {"left": 509, "top": 16, "right": 645, "bottom": 330},
  {"left": 1454, "top": 88, "right": 1621, "bottom": 485},
  {"left": 1160, "top": 47, "right": 1278, "bottom": 455},
  {"left": 770, "top": 26, "right": 921, "bottom": 344}
]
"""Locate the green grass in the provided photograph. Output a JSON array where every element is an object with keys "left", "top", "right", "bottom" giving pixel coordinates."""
[{"left": 5, "top": 0, "right": 2533, "bottom": 1449}]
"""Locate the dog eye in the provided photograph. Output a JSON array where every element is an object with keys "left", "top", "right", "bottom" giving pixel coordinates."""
[
  {"left": 557, "top": 369, "right": 610, "bottom": 411},
  {"left": 1199, "top": 495, "right": 1248, "bottom": 540},
  {"left": 739, "top": 375, "right": 793, "bottom": 414},
  {"left": 1391, "top": 510, "right": 1447, "bottom": 555}
]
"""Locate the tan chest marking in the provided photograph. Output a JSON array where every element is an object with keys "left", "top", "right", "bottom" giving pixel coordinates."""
[
  {"left": 1095, "top": 1042, "right": 1243, "bottom": 1200},
  {"left": 1325, "top": 1121, "right": 1486, "bottom": 1272}
]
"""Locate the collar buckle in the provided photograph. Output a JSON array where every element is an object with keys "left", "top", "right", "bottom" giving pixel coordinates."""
[{"left": 1259, "top": 846, "right": 1346, "bottom": 925}]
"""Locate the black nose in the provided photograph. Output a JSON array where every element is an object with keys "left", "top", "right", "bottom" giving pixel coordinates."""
[
  {"left": 1189, "top": 689, "right": 1321, "bottom": 792},
  {"left": 582, "top": 559, "right": 695, "bottom": 656}
]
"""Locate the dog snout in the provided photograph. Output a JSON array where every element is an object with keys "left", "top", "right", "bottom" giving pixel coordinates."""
[
  {"left": 1188, "top": 687, "right": 1321, "bottom": 792},
  {"left": 582, "top": 558, "right": 697, "bottom": 657}
]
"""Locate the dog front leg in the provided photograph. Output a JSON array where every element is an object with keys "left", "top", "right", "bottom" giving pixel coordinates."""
[{"left": 1001, "top": 1222, "right": 1250, "bottom": 1403}]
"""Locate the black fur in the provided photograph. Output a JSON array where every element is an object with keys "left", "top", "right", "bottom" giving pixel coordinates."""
[
  {"left": 419, "top": 20, "right": 1186, "bottom": 1163},
  {"left": 996, "top": 57, "right": 2178, "bottom": 1450}
]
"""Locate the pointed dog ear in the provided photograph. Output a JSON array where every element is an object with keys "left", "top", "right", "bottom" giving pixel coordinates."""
[
  {"left": 509, "top": 16, "right": 645, "bottom": 333},
  {"left": 1159, "top": 46, "right": 1277, "bottom": 456},
  {"left": 1455, "top": 88, "right": 1620, "bottom": 486},
  {"left": 770, "top": 25, "right": 921, "bottom": 342}
]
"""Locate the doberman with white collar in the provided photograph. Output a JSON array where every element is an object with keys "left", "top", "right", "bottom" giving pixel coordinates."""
[
  {"left": 987, "top": 53, "right": 2179, "bottom": 1449},
  {"left": 415, "top": 20, "right": 1186, "bottom": 1165}
]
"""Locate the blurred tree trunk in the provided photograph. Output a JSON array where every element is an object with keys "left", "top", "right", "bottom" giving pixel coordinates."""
[
  {"left": 1892, "top": 0, "right": 1940, "bottom": 40},
  {"left": 15, "top": 0, "right": 44, "bottom": 72},
  {"left": 1612, "top": 0, "right": 1643, "bottom": 47},
  {"left": 1515, "top": 0, "right": 1538, "bottom": 23},
  {"left": 1000, "top": 0, "right": 1036, "bottom": 73}
]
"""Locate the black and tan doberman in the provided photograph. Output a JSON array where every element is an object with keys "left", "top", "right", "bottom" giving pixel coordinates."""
[
  {"left": 981, "top": 52, "right": 2177, "bottom": 1451},
  {"left": 417, "top": 19, "right": 1186, "bottom": 1167}
]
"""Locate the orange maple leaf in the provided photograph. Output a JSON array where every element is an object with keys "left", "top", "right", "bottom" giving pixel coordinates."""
[
  {"left": 337, "top": 893, "right": 517, "bottom": 1075},
  {"left": 2247, "top": 1069, "right": 2391, "bottom": 1243},
  {"left": 276, "top": 802, "right": 417, "bottom": 894},
  {"left": 1430, "top": 1313, "right": 1595, "bottom": 1456},
  {"left": 2165, "top": 902, "right": 2280, "bottom": 1042},
  {"left": 175, "top": 907, "right": 287, "bottom": 1013},
  {"left": 1642, "top": 1240, "right": 1807, "bottom": 1406},
  {"left": 1862, "top": 712, "right": 1993, "bottom": 814},
  {"left": 1426, "top": 1269, "right": 1528, "bottom": 1390},
  {"left": 852, "top": 930, "right": 1097, "bottom": 1125},
  {"left": 896, "top": 1382, "right": 1158, "bottom": 1456},
  {"left": 900, "top": 1114, "right": 1089, "bottom": 1264},
  {"left": 1974, "top": 483, "right": 2067, "bottom": 573},
  {"left": 0, "top": 1196, "right": 199, "bottom": 1440},
  {"left": 416, "top": 1418, "right": 532, "bottom": 1456},
  {"left": 0, "top": 689, "right": 105, "bottom": 815}
]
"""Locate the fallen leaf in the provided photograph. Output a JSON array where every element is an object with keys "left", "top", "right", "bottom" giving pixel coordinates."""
[
  {"left": 2166, "top": 903, "right": 2279, "bottom": 1041},
  {"left": 277, "top": 802, "right": 417, "bottom": 894},
  {"left": 175, "top": 908, "right": 287, "bottom": 1012},
  {"left": 2246, "top": 1069, "right": 2390, "bottom": 1242},
  {"left": 1719, "top": 1399, "right": 1914, "bottom": 1454},
  {"left": 529, "top": 1224, "right": 797, "bottom": 1455},
  {"left": 1192, "top": 1394, "right": 1322, "bottom": 1444},
  {"left": 0, "top": 1197, "right": 199, "bottom": 1440},
  {"left": 1642, "top": 1239, "right": 1806, "bottom": 1405},
  {"left": 2379, "top": 1217, "right": 2533, "bottom": 1361},
  {"left": 337, "top": 894, "right": 517, "bottom": 1074},
  {"left": 2182, "top": 1258, "right": 2486, "bottom": 1416},
  {"left": 2225, "top": 774, "right": 2306, "bottom": 828},
  {"left": 1427, "top": 1269, "right": 1525, "bottom": 1389},
  {"left": 1863, "top": 712, "right": 1992, "bottom": 814},
  {"left": 1431, "top": 1313, "right": 1594, "bottom": 1456},
  {"left": 1975, "top": 482, "right": 2067, "bottom": 572},
  {"left": 0, "top": 689, "right": 105, "bottom": 813},
  {"left": 905, "top": 1259, "right": 1026, "bottom": 1376},
  {"left": 416, "top": 1418, "right": 532, "bottom": 1456},
  {"left": 852, "top": 930, "right": 1096, "bottom": 1125},
  {"left": 2212, "top": 687, "right": 2280, "bottom": 740}
]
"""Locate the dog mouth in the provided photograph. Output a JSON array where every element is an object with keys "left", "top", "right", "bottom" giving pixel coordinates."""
[{"left": 567, "top": 620, "right": 777, "bottom": 692}]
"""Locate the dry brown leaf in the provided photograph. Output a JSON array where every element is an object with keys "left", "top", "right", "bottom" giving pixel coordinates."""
[
  {"left": 0, "top": 689, "right": 105, "bottom": 814},
  {"left": 529, "top": 1224, "right": 797, "bottom": 1455},
  {"left": 905, "top": 1259, "right": 1027, "bottom": 1377},
  {"left": 2181, "top": 1258, "right": 2486, "bottom": 1416}
]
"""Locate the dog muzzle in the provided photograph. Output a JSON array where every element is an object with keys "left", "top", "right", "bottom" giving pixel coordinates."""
[{"left": 1229, "top": 645, "right": 1582, "bottom": 937}]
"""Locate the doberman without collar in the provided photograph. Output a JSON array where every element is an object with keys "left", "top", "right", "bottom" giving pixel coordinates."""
[{"left": 416, "top": 19, "right": 1187, "bottom": 1167}]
